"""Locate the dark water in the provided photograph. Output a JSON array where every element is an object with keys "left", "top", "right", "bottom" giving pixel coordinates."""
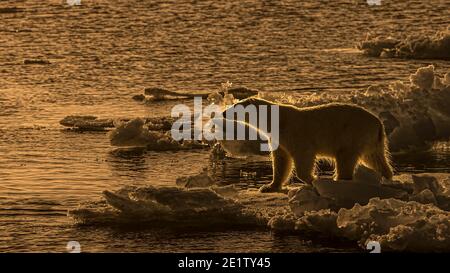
[{"left": 0, "top": 0, "right": 449, "bottom": 252}]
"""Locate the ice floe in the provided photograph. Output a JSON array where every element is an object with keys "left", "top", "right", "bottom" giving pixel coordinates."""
[
  {"left": 132, "top": 86, "right": 258, "bottom": 102},
  {"left": 268, "top": 167, "right": 450, "bottom": 252},
  {"left": 68, "top": 186, "right": 267, "bottom": 229},
  {"left": 132, "top": 86, "right": 258, "bottom": 103},
  {"left": 270, "top": 194, "right": 450, "bottom": 252},
  {"left": 60, "top": 115, "right": 176, "bottom": 131},
  {"left": 60, "top": 115, "right": 115, "bottom": 131},
  {"left": 108, "top": 118, "right": 207, "bottom": 150},
  {"left": 338, "top": 198, "right": 450, "bottom": 252},
  {"left": 68, "top": 164, "right": 450, "bottom": 251},
  {"left": 59, "top": 115, "right": 207, "bottom": 150},
  {"left": 357, "top": 26, "right": 450, "bottom": 60}
]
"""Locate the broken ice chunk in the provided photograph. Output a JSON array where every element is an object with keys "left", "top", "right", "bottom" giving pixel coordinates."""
[
  {"left": 358, "top": 27, "right": 450, "bottom": 60},
  {"left": 353, "top": 165, "right": 382, "bottom": 185},
  {"left": 59, "top": 115, "right": 115, "bottom": 130},
  {"left": 267, "top": 213, "right": 297, "bottom": 232},
  {"left": 108, "top": 118, "right": 154, "bottom": 147},
  {"left": 312, "top": 177, "right": 407, "bottom": 207},
  {"left": 357, "top": 36, "right": 399, "bottom": 57},
  {"left": 108, "top": 118, "right": 207, "bottom": 150},
  {"left": 410, "top": 65, "right": 435, "bottom": 91},
  {"left": 288, "top": 185, "right": 329, "bottom": 216},
  {"left": 337, "top": 198, "right": 450, "bottom": 251},
  {"left": 410, "top": 189, "right": 438, "bottom": 205},
  {"left": 176, "top": 169, "right": 215, "bottom": 188},
  {"left": 412, "top": 174, "right": 443, "bottom": 196}
]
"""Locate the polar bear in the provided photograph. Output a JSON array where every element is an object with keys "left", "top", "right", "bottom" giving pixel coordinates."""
[{"left": 222, "top": 97, "right": 394, "bottom": 193}]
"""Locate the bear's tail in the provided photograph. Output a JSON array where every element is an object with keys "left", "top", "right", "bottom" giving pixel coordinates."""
[{"left": 363, "top": 123, "right": 394, "bottom": 180}]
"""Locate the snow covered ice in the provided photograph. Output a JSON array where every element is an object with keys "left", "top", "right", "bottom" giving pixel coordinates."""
[
  {"left": 68, "top": 185, "right": 272, "bottom": 229},
  {"left": 68, "top": 163, "right": 450, "bottom": 251},
  {"left": 108, "top": 117, "right": 207, "bottom": 150},
  {"left": 268, "top": 166, "right": 450, "bottom": 252},
  {"left": 357, "top": 26, "right": 450, "bottom": 60}
]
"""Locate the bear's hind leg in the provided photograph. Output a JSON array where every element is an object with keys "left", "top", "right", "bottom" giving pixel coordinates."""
[
  {"left": 335, "top": 151, "right": 358, "bottom": 180},
  {"left": 362, "top": 151, "right": 394, "bottom": 180},
  {"left": 294, "top": 153, "right": 316, "bottom": 184},
  {"left": 259, "top": 148, "right": 293, "bottom": 193}
]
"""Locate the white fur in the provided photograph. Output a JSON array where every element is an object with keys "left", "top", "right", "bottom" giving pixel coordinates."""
[{"left": 226, "top": 98, "right": 394, "bottom": 193}]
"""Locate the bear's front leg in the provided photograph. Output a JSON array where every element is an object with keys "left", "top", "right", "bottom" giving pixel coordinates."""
[{"left": 259, "top": 148, "right": 293, "bottom": 193}]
